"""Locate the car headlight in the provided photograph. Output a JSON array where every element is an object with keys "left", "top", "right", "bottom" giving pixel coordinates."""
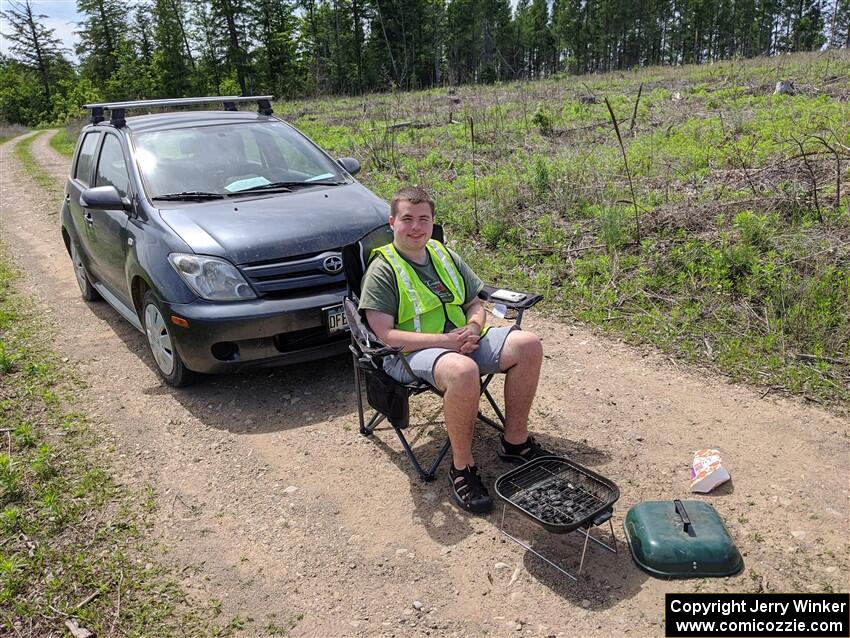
[{"left": 168, "top": 253, "right": 257, "bottom": 301}]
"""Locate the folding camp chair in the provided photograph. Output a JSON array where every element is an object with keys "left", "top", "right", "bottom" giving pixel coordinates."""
[{"left": 342, "top": 224, "right": 543, "bottom": 482}]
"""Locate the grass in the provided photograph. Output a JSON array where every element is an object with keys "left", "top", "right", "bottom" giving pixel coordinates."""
[
  {"left": 0, "top": 245, "right": 227, "bottom": 635},
  {"left": 49, "top": 125, "right": 78, "bottom": 157},
  {"left": 274, "top": 50, "right": 850, "bottom": 410},
  {"left": 13, "top": 131, "right": 57, "bottom": 192}
]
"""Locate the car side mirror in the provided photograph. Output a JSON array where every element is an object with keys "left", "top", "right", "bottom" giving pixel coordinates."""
[
  {"left": 80, "top": 185, "right": 131, "bottom": 212},
  {"left": 337, "top": 157, "right": 360, "bottom": 176}
]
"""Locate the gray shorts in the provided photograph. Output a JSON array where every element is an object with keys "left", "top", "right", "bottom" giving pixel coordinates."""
[{"left": 383, "top": 325, "right": 516, "bottom": 387}]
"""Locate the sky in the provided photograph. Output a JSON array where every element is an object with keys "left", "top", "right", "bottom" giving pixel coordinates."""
[{"left": 1, "top": 0, "right": 82, "bottom": 62}]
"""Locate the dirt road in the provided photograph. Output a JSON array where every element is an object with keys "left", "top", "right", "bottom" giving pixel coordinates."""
[{"left": 2, "top": 131, "right": 847, "bottom": 637}]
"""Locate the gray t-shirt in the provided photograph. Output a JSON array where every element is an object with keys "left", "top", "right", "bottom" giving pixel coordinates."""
[{"left": 359, "top": 245, "right": 484, "bottom": 331}]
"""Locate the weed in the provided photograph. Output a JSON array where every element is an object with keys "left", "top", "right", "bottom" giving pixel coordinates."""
[
  {"left": 531, "top": 103, "right": 553, "bottom": 137},
  {"left": 599, "top": 207, "right": 630, "bottom": 252}
]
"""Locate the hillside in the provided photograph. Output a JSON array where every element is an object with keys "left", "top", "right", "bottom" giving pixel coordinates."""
[{"left": 268, "top": 51, "right": 850, "bottom": 408}]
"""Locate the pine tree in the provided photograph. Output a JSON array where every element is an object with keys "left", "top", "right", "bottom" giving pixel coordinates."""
[
  {"left": 249, "top": 0, "right": 302, "bottom": 97},
  {"left": 152, "top": 0, "right": 194, "bottom": 97},
  {"left": 0, "top": 0, "right": 69, "bottom": 103},
  {"left": 76, "top": 0, "right": 127, "bottom": 84}
]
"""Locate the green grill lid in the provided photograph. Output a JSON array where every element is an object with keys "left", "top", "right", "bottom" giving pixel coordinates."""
[{"left": 623, "top": 499, "right": 743, "bottom": 578}]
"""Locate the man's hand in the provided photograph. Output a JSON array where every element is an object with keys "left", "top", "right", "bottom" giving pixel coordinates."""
[{"left": 447, "top": 326, "right": 480, "bottom": 354}]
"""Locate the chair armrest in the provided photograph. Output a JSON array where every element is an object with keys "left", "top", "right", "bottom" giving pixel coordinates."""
[
  {"left": 479, "top": 285, "right": 543, "bottom": 310},
  {"left": 344, "top": 296, "right": 404, "bottom": 360},
  {"left": 361, "top": 343, "right": 403, "bottom": 358}
]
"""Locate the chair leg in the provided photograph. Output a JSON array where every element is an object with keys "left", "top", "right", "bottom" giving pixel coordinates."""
[
  {"left": 482, "top": 387, "right": 506, "bottom": 427},
  {"left": 393, "top": 427, "right": 451, "bottom": 482},
  {"left": 353, "top": 351, "right": 367, "bottom": 434},
  {"left": 362, "top": 411, "right": 385, "bottom": 435},
  {"left": 477, "top": 411, "right": 505, "bottom": 432}
]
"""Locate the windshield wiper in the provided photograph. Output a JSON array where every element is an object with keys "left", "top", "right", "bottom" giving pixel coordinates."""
[
  {"left": 231, "top": 180, "right": 344, "bottom": 194},
  {"left": 153, "top": 191, "right": 225, "bottom": 201}
]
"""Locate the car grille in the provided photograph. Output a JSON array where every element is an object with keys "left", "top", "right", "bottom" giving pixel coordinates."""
[
  {"left": 273, "top": 326, "right": 349, "bottom": 352},
  {"left": 240, "top": 250, "right": 345, "bottom": 297}
]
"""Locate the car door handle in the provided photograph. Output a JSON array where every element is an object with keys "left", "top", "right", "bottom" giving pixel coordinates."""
[{"left": 84, "top": 212, "right": 93, "bottom": 225}]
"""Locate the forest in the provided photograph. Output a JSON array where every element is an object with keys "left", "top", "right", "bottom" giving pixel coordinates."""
[{"left": 1, "top": 0, "right": 848, "bottom": 126}]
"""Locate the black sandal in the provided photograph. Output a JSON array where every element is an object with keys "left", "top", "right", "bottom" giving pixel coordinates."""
[
  {"left": 497, "top": 434, "right": 553, "bottom": 464},
  {"left": 449, "top": 465, "right": 493, "bottom": 513}
]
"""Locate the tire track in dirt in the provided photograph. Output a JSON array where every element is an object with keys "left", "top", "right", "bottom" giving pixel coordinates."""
[{"left": 1, "top": 130, "right": 847, "bottom": 637}]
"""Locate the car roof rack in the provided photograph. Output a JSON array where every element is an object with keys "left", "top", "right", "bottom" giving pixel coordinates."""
[{"left": 83, "top": 95, "right": 274, "bottom": 128}]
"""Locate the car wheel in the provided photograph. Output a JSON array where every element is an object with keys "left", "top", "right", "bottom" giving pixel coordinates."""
[
  {"left": 69, "top": 238, "right": 101, "bottom": 302},
  {"left": 142, "top": 290, "right": 197, "bottom": 387}
]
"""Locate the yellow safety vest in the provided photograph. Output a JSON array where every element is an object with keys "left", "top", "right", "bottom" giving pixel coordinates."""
[{"left": 372, "top": 240, "right": 468, "bottom": 333}]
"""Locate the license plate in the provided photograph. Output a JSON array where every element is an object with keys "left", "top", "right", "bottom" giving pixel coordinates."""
[{"left": 323, "top": 304, "right": 349, "bottom": 335}]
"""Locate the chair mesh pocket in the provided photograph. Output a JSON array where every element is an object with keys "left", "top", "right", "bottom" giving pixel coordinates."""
[{"left": 364, "top": 368, "right": 409, "bottom": 429}]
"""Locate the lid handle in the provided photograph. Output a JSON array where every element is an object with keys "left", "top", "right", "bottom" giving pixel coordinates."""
[{"left": 674, "top": 499, "right": 693, "bottom": 534}]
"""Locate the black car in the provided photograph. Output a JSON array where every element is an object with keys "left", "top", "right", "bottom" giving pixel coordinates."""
[{"left": 60, "top": 96, "right": 387, "bottom": 386}]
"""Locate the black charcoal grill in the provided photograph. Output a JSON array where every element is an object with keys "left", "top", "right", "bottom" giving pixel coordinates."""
[{"left": 495, "top": 456, "right": 620, "bottom": 581}]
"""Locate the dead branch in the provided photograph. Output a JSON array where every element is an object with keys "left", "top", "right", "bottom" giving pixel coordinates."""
[
  {"left": 74, "top": 590, "right": 101, "bottom": 610},
  {"left": 525, "top": 243, "right": 606, "bottom": 256},
  {"left": 385, "top": 121, "right": 431, "bottom": 131},
  {"left": 794, "top": 353, "right": 849, "bottom": 366},
  {"left": 630, "top": 83, "right": 643, "bottom": 134},
  {"left": 605, "top": 97, "right": 641, "bottom": 243}
]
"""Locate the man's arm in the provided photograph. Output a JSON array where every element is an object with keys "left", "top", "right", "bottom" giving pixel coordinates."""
[
  {"left": 462, "top": 298, "right": 486, "bottom": 335},
  {"left": 366, "top": 310, "right": 476, "bottom": 353}
]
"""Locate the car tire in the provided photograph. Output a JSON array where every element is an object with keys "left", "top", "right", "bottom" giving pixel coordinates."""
[
  {"left": 69, "top": 237, "right": 101, "bottom": 302},
  {"left": 141, "top": 290, "right": 197, "bottom": 387}
]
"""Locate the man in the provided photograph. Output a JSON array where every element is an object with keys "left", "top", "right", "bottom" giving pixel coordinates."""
[{"left": 359, "top": 186, "right": 551, "bottom": 514}]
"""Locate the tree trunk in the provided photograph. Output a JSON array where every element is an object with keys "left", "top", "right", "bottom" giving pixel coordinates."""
[
  {"left": 23, "top": 0, "right": 51, "bottom": 100},
  {"left": 170, "top": 0, "right": 196, "bottom": 69},
  {"left": 220, "top": 0, "right": 248, "bottom": 95}
]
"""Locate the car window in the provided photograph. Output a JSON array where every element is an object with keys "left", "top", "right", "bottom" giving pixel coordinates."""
[
  {"left": 95, "top": 134, "right": 130, "bottom": 197},
  {"left": 74, "top": 132, "right": 100, "bottom": 187},
  {"left": 133, "top": 121, "right": 344, "bottom": 197}
]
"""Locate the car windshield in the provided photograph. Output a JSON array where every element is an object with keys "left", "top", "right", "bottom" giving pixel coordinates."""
[{"left": 133, "top": 121, "right": 347, "bottom": 199}]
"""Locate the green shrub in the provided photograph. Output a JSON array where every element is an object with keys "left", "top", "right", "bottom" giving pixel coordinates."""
[
  {"left": 0, "top": 454, "right": 21, "bottom": 503},
  {"left": 532, "top": 156, "right": 550, "bottom": 200},
  {"left": 734, "top": 210, "right": 777, "bottom": 251},
  {"left": 599, "top": 207, "right": 629, "bottom": 252},
  {"left": 532, "top": 103, "right": 553, "bottom": 136}
]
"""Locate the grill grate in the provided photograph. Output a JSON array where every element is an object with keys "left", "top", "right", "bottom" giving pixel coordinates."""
[{"left": 495, "top": 457, "right": 619, "bottom": 534}]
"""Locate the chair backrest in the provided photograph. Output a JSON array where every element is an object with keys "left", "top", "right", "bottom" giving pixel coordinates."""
[{"left": 342, "top": 223, "right": 444, "bottom": 299}]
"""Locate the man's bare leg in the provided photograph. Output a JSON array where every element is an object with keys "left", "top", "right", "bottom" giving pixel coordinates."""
[
  {"left": 433, "top": 353, "right": 481, "bottom": 468},
  {"left": 498, "top": 330, "right": 543, "bottom": 444}
]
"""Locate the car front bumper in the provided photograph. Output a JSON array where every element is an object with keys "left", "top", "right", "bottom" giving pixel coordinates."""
[{"left": 161, "top": 289, "right": 351, "bottom": 374}]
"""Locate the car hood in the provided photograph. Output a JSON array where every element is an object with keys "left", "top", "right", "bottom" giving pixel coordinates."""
[{"left": 158, "top": 184, "right": 389, "bottom": 264}]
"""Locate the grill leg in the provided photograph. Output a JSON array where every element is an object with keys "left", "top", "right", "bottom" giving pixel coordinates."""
[
  {"left": 499, "top": 505, "right": 578, "bottom": 582},
  {"left": 578, "top": 527, "right": 591, "bottom": 574},
  {"left": 608, "top": 518, "right": 618, "bottom": 554},
  {"left": 499, "top": 508, "right": 618, "bottom": 582},
  {"left": 575, "top": 525, "right": 618, "bottom": 555}
]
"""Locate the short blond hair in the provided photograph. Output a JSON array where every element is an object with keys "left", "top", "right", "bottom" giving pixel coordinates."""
[{"left": 390, "top": 186, "right": 435, "bottom": 218}]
